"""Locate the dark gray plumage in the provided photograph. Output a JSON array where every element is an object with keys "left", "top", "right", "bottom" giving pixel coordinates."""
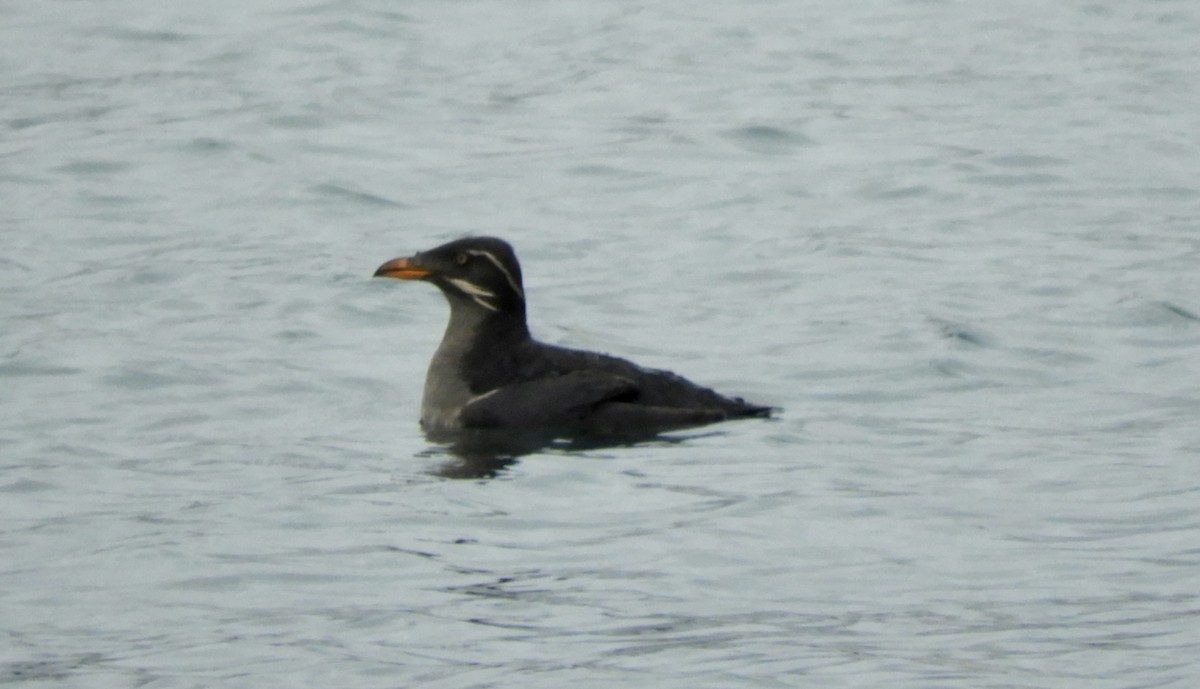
[{"left": 374, "top": 237, "right": 773, "bottom": 441}]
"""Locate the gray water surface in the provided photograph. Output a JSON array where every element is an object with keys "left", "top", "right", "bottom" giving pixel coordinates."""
[{"left": 3, "top": 1, "right": 1199, "bottom": 687}]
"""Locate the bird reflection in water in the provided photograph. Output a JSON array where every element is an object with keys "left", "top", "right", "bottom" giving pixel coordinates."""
[{"left": 420, "top": 427, "right": 719, "bottom": 479}]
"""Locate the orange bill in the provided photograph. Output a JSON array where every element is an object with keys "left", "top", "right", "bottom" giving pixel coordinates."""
[{"left": 373, "top": 256, "right": 430, "bottom": 280}]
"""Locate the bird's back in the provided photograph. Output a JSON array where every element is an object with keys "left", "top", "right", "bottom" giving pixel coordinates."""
[{"left": 516, "top": 339, "right": 772, "bottom": 418}]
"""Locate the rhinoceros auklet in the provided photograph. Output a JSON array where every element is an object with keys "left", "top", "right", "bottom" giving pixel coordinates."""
[{"left": 373, "top": 237, "right": 773, "bottom": 440}]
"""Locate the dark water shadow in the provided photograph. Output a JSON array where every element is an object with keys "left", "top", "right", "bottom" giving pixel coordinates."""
[
  {"left": 0, "top": 654, "right": 105, "bottom": 683},
  {"left": 418, "top": 428, "right": 725, "bottom": 480}
]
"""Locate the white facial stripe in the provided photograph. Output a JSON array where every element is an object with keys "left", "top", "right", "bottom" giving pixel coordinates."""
[
  {"left": 470, "top": 295, "right": 499, "bottom": 312},
  {"left": 447, "top": 277, "right": 499, "bottom": 311},
  {"left": 447, "top": 277, "right": 495, "bottom": 299},
  {"left": 466, "top": 249, "right": 524, "bottom": 298}
]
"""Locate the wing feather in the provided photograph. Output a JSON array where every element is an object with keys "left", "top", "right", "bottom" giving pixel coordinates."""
[{"left": 459, "top": 371, "right": 637, "bottom": 429}]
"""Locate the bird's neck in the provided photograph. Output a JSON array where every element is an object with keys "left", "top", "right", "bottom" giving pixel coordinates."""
[
  {"left": 442, "top": 300, "right": 529, "bottom": 348},
  {"left": 423, "top": 302, "right": 530, "bottom": 418},
  {"left": 433, "top": 302, "right": 530, "bottom": 385}
]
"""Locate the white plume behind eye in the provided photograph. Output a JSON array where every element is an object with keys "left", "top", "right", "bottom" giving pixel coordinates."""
[{"left": 466, "top": 249, "right": 524, "bottom": 299}]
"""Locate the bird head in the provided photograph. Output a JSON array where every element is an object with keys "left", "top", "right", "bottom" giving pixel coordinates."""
[{"left": 374, "top": 236, "right": 526, "bottom": 316}]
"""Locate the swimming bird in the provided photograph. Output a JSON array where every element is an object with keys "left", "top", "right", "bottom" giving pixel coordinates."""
[{"left": 373, "top": 237, "right": 773, "bottom": 441}]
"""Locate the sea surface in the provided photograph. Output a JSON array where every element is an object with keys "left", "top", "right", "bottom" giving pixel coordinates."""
[{"left": 3, "top": 1, "right": 1199, "bottom": 687}]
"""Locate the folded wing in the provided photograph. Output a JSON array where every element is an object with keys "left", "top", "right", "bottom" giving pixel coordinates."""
[{"left": 460, "top": 370, "right": 638, "bottom": 429}]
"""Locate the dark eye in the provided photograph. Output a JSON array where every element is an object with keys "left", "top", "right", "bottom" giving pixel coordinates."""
[{"left": 455, "top": 252, "right": 469, "bottom": 266}]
